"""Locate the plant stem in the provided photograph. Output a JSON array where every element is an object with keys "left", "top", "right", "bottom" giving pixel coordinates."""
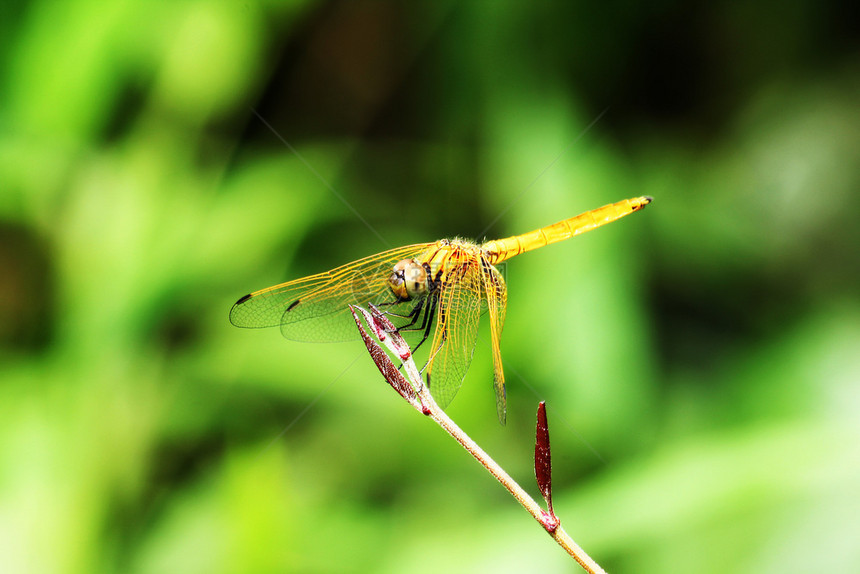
[
  {"left": 416, "top": 385, "right": 606, "bottom": 574},
  {"left": 351, "top": 305, "right": 607, "bottom": 573}
]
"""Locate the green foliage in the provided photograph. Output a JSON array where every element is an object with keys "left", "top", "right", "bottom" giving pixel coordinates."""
[{"left": 1, "top": 1, "right": 858, "bottom": 573}]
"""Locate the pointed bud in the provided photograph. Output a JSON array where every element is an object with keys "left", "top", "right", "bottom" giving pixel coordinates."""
[
  {"left": 535, "top": 401, "right": 558, "bottom": 531},
  {"left": 350, "top": 306, "right": 417, "bottom": 403}
]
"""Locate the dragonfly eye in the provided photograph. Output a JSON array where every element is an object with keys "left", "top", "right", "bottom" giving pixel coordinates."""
[{"left": 389, "top": 259, "right": 428, "bottom": 300}]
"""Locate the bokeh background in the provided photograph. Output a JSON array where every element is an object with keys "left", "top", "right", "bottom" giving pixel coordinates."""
[{"left": 2, "top": 1, "right": 859, "bottom": 573}]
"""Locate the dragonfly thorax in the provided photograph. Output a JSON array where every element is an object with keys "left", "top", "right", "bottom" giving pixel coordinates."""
[{"left": 388, "top": 258, "right": 430, "bottom": 300}]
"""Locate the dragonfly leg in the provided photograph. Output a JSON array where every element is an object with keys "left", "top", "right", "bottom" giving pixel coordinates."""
[
  {"left": 410, "top": 292, "right": 438, "bottom": 355},
  {"left": 401, "top": 265, "right": 444, "bottom": 348},
  {"left": 377, "top": 297, "right": 427, "bottom": 330},
  {"left": 375, "top": 296, "right": 405, "bottom": 309},
  {"left": 389, "top": 292, "right": 440, "bottom": 377}
]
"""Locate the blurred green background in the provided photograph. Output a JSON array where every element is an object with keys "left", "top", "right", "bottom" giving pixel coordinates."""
[{"left": 2, "top": 1, "right": 858, "bottom": 572}]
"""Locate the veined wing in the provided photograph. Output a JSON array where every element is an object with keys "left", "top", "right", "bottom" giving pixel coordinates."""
[
  {"left": 425, "top": 254, "right": 483, "bottom": 410},
  {"left": 230, "top": 243, "right": 434, "bottom": 342},
  {"left": 480, "top": 257, "right": 508, "bottom": 424}
]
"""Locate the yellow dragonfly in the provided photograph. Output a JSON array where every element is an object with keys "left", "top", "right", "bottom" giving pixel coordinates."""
[{"left": 231, "top": 196, "right": 651, "bottom": 423}]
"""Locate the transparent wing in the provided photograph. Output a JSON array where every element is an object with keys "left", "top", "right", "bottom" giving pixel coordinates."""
[
  {"left": 481, "top": 258, "right": 508, "bottom": 424},
  {"left": 229, "top": 243, "right": 434, "bottom": 342},
  {"left": 424, "top": 255, "right": 483, "bottom": 410}
]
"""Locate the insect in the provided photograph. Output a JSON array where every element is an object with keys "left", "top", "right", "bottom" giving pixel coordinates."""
[{"left": 231, "top": 196, "right": 652, "bottom": 423}]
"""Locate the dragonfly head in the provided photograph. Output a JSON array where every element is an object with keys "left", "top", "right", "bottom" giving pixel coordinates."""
[{"left": 388, "top": 259, "right": 429, "bottom": 300}]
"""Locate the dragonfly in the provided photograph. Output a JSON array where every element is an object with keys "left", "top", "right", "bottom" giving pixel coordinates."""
[{"left": 230, "top": 196, "right": 652, "bottom": 424}]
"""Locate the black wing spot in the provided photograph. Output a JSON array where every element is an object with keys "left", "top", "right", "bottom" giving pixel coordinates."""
[
  {"left": 235, "top": 293, "right": 252, "bottom": 305},
  {"left": 286, "top": 299, "right": 300, "bottom": 312}
]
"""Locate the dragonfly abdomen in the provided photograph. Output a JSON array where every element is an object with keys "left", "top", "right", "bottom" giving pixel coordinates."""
[{"left": 482, "top": 196, "right": 651, "bottom": 264}]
